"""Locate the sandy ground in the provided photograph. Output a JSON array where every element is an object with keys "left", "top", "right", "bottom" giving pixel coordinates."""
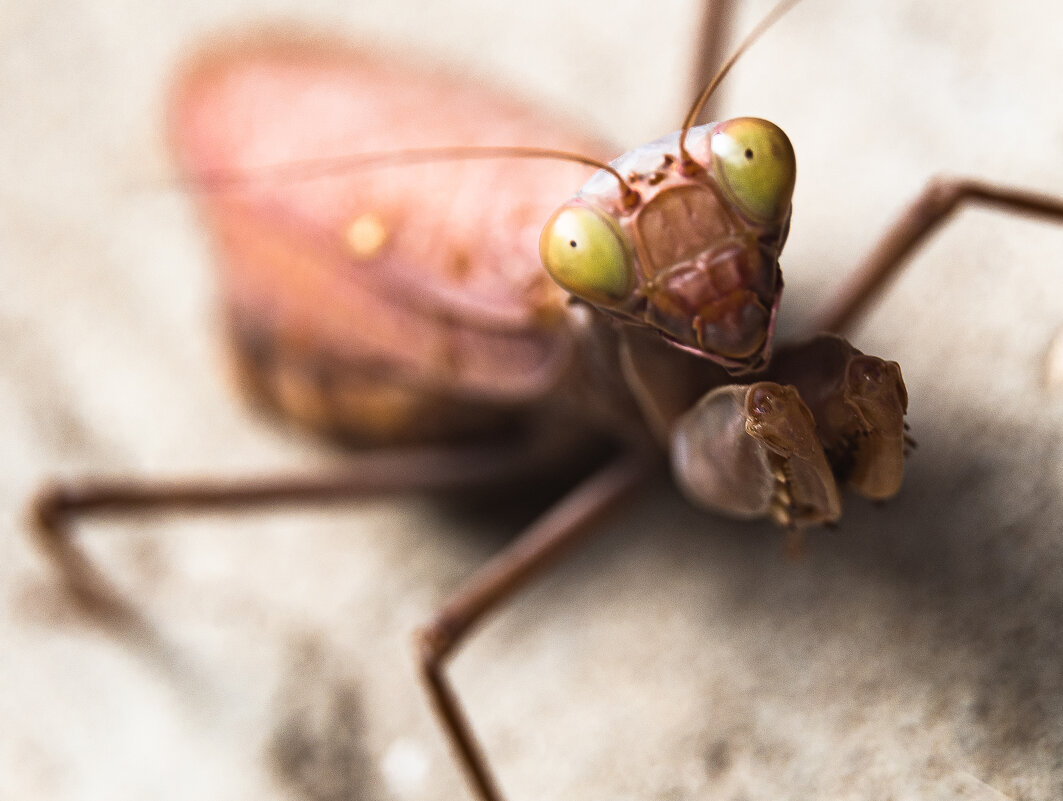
[{"left": 3, "top": 1, "right": 1063, "bottom": 800}]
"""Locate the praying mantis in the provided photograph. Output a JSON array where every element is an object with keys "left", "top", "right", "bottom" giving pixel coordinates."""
[{"left": 8, "top": 1, "right": 1063, "bottom": 798}]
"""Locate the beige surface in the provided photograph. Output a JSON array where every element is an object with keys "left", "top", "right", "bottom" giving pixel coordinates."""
[{"left": 4, "top": 1, "right": 1063, "bottom": 800}]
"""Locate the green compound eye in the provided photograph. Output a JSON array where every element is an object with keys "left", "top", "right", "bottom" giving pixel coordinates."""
[
  {"left": 710, "top": 117, "right": 796, "bottom": 224},
  {"left": 539, "top": 203, "right": 633, "bottom": 305}
]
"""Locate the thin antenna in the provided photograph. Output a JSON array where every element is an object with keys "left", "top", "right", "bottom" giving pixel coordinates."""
[
  {"left": 678, "top": 0, "right": 804, "bottom": 170},
  {"left": 187, "top": 145, "right": 640, "bottom": 208}
]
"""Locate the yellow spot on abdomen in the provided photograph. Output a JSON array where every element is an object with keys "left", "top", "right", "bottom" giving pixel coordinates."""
[{"left": 345, "top": 212, "right": 388, "bottom": 259}]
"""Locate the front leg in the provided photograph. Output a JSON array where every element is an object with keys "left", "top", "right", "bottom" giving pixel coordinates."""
[
  {"left": 769, "top": 335, "right": 911, "bottom": 501},
  {"left": 670, "top": 380, "right": 842, "bottom": 531},
  {"left": 670, "top": 336, "right": 910, "bottom": 532}
]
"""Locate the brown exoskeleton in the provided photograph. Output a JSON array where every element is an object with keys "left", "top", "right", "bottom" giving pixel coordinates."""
[{"left": 27, "top": 1, "right": 1063, "bottom": 800}]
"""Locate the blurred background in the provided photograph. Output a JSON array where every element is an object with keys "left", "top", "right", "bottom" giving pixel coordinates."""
[{"left": 3, "top": 1, "right": 1063, "bottom": 799}]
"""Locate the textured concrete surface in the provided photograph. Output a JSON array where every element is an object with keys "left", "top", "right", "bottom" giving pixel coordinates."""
[{"left": 4, "top": 1, "right": 1063, "bottom": 800}]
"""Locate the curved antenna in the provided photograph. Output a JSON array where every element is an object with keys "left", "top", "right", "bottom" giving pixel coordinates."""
[
  {"left": 678, "top": 0, "right": 804, "bottom": 170},
  {"left": 186, "top": 145, "right": 640, "bottom": 208}
]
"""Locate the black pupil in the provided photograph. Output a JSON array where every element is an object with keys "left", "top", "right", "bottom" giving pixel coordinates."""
[
  {"left": 744, "top": 148, "right": 754, "bottom": 160},
  {"left": 569, "top": 240, "right": 578, "bottom": 248}
]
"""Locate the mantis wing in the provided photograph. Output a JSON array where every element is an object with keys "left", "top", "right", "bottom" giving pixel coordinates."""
[{"left": 170, "top": 34, "right": 613, "bottom": 441}]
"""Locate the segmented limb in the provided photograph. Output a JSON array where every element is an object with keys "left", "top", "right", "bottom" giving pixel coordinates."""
[
  {"left": 814, "top": 177, "right": 1063, "bottom": 336},
  {"left": 29, "top": 436, "right": 571, "bottom": 620},
  {"left": 689, "top": 0, "right": 738, "bottom": 122},
  {"left": 414, "top": 451, "right": 658, "bottom": 801}
]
